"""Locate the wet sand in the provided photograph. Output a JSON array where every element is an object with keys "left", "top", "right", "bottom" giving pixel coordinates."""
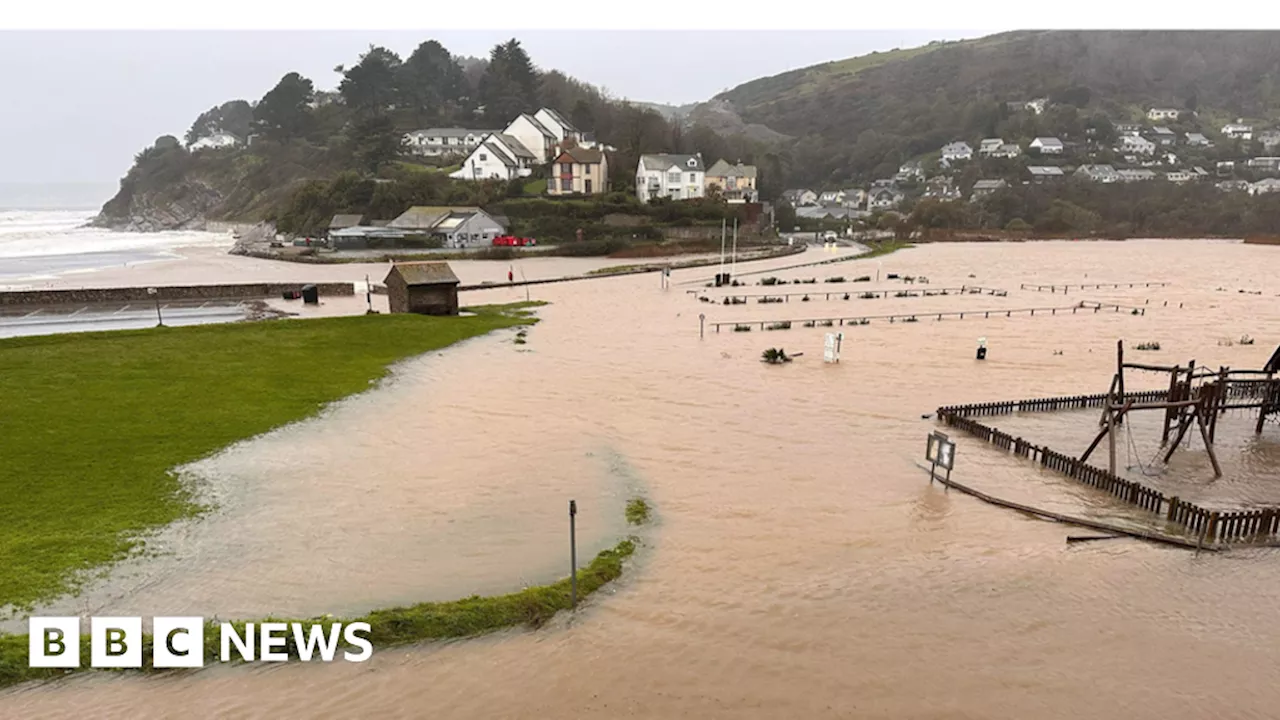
[{"left": 4, "top": 239, "right": 1280, "bottom": 719}]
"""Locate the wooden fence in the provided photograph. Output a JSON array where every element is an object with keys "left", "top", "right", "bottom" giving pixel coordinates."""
[{"left": 935, "top": 398, "right": 1280, "bottom": 543}]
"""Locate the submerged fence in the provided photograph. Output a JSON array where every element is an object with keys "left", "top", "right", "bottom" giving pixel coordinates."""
[{"left": 936, "top": 396, "right": 1280, "bottom": 544}]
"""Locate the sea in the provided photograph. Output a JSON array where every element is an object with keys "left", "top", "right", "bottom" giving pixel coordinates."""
[{"left": 0, "top": 183, "right": 229, "bottom": 289}]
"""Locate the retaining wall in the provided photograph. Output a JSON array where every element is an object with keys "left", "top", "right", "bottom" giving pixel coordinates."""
[{"left": 0, "top": 283, "right": 355, "bottom": 307}]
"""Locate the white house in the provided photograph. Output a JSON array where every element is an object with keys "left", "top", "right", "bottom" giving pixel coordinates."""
[
  {"left": 190, "top": 132, "right": 240, "bottom": 151},
  {"left": 403, "top": 128, "right": 494, "bottom": 157},
  {"left": 1185, "top": 132, "right": 1212, "bottom": 147},
  {"left": 1166, "top": 171, "right": 1194, "bottom": 183},
  {"left": 1118, "top": 135, "right": 1157, "bottom": 155},
  {"left": 1149, "top": 127, "right": 1177, "bottom": 146},
  {"left": 1116, "top": 123, "right": 1143, "bottom": 136},
  {"left": 868, "top": 187, "right": 904, "bottom": 209},
  {"left": 970, "top": 179, "right": 1008, "bottom": 199},
  {"left": 1117, "top": 169, "right": 1158, "bottom": 182},
  {"left": 1147, "top": 108, "right": 1182, "bottom": 122},
  {"left": 533, "top": 108, "right": 583, "bottom": 146},
  {"left": 1247, "top": 157, "right": 1280, "bottom": 172},
  {"left": 818, "top": 190, "right": 846, "bottom": 205},
  {"left": 449, "top": 134, "right": 537, "bottom": 182},
  {"left": 940, "top": 141, "right": 973, "bottom": 161},
  {"left": 1030, "top": 137, "right": 1064, "bottom": 154},
  {"left": 1025, "top": 98, "right": 1048, "bottom": 114},
  {"left": 1251, "top": 178, "right": 1280, "bottom": 194},
  {"left": 1259, "top": 130, "right": 1280, "bottom": 150},
  {"left": 1222, "top": 121, "right": 1254, "bottom": 140},
  {"left": 636, "top": 154, "right": 706, "bottom": 203},
  {"left": 841, "top": 189, "right": 867, "bottom": 208},
  {"left": 993, "top": 143, "right": 1022, "bottom": 158},
  {"left": 782, "top": 189, "right": 818, "bottom": 206},
  {"left": 1075, "top": 164, "right": 1120, "bottom": 183},
  {"left": 978, "top": 138, "right": 1004, "bottom": 155},
  {"left": 1026, "top": 165, "right": 1065, "bottom": 182},
  {"left": 896, "top": 161, "right": 925, "bottom": 181},
  {"left": 504, "top": 113, "right": 560, "bottom": 163}
]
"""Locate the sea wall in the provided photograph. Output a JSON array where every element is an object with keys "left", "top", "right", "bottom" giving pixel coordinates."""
[{"left": 0, "top": 283, "right": 354, "bottom": 307}]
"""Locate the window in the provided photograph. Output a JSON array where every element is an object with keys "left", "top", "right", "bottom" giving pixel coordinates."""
[
  {"left": 667, "top": 172, "right": 680, "bottom": 184},
  {"left": 561, "top": 178, "right": 572, "bottom": 191},
  {"left": 479, "top": 153, "right": 487, "bottom": 162},
  {"left": 561, "top": 163, "right": 573, "bottom": 174},
  {"left": 689, "top": 173, "right": 696, "bottom": 183}
]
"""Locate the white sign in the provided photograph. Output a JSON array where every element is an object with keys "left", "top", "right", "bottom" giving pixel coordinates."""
[{"left": 824, "top": 332, "right": 844, "bottom": 363}]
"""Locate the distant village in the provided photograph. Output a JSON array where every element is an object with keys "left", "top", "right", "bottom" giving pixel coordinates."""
[{"left": 782, "top": 102, "right": 1280, "bottom": 222}]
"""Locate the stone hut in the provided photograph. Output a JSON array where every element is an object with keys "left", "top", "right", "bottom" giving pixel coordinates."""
[{"left": 384, "top": 262, "right": 460, "bottom": 316}]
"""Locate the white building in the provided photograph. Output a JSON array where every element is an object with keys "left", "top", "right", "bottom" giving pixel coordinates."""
[
  {"left": 1250, "top": 178, "right": 1280, "bottom": 194},
  {"left": 940, "top": 141, "right": 973, "bottom": 161},
  {"left": 533, "top": 108, "right": 583, "bottom": 146},
  {"left": 449, "top": 134, "right": 537, "bottom": 182},
  {"left": 503, "top": 113, "right": 560, "bottom": 163},
  {"left": 1147, "top": 108, "right": 1182, "bottom": 122},
  {"left": 403, "top": 128, "right": 495, "bottom": 157},
  {"left": 1030, "top": 137, "right": 1064, "bottom": 154},
  {"left": 1222, "top": 121, "right": 1254, "bottom": 140},
  {"left": 189, "top": 132, "right": 240, "bottom": 151},
  {"left": 1025, "top": 98, "right": 1048, "bottom": 114},
  {"left": 636, "top": 154, "right": 706, "bottom": 203},
  {"left": 991, "top": 143, "right": 1022, "bottom": 159},
  {"left": 1118, "top": 135, "right": 1157, "bottom": 155},
  {"left": 1185, "top": 132, "right": 1212, "bottom": 147},
  {"left": 978, "top": 138, "right": 1004, "bottom": 155},
  {"left": 1166, "top": 171, "right": 1194, "bottom": 183},
  {"left": 1075, "top": 164, "right": 1120, "bottom": 183}
]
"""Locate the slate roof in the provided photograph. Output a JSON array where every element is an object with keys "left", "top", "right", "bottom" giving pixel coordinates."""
[
  {"left": 539, "top": 107, "right": 578, "bottom": 133},
  {"left": 329, "top": 214, "right": 364, "bottom": 229},
  {"left": 388, "top": 262, "right": 460, "bottom": 286},
  {"left": 639, "top": 154, "right": 705, "bottom": 172},
  {"left": 706, "top": 159, "right": 758, "bottom": 178},
  {"left": 388, "top": 206, "right": 480, "bottom": 230},
  {"left": 558, "top": 146, "right": 605, "bottom": 164}
]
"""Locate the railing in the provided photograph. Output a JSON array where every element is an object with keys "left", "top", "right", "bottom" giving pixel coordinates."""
[{"left": 935, "top": 397, "right": 1280, "bottom": 543}]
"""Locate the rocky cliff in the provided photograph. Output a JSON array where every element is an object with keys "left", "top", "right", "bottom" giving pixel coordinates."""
[{"left": 91, "top": 178, "right": 227, "bottom": 232}]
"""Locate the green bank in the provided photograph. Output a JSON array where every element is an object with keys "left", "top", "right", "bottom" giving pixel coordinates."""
[{"left": 0, "top": 302, "right": 541, "bottom": 611}]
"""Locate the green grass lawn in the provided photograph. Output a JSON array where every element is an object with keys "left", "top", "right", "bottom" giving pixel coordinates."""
[
  {"left": 522, "top": 178, "right": 547, "bottom": 195},
  {"left": 0, "top": 303, "right": 540, "bottom": 611}
]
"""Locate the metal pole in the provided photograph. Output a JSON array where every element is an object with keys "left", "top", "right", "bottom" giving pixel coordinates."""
[
  {"left": 699, "top": 313, "right": 705, "bottom": 339},
  {"left": 718, "top": 219, "right": 726, "bottom": 280},
  {"left": 569, "top": 499, "right": 578, "bottom": 608},
  {"left": 731, "top": 217, "right": 738, "bottom": 278},
  {"left": 154, "top": 296, "right": 162, "bottom": 326}
]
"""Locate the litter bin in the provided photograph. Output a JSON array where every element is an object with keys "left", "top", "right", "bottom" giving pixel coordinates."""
[{"left": 301, "top": 284, "right": 319, "bottom": 304}]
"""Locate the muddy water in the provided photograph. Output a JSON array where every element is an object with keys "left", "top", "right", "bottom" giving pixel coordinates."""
[{"left": 5, "top": 239, "right": 1280, "bottom": 719}]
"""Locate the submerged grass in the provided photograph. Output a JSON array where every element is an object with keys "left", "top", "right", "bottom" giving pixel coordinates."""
[
  {"left": 0, "top": 302, "right": 543, "bottom": 612},
  {"left": 0, "top": 502, "right": 648, "bottom": 689}
]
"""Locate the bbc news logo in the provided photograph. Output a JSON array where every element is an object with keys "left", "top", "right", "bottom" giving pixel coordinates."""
[{"left": 29, "top": 617, "right": 373, "bottom": 668}]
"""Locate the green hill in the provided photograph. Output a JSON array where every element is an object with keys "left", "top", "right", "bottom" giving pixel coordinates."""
[{"left": 715, "top": 30, "right": 1280, "bottom": 186}]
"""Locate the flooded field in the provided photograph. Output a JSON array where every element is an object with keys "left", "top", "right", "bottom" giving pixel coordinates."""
[{"left": 4, "top": 239, "right": 1280, "bottom": 719}]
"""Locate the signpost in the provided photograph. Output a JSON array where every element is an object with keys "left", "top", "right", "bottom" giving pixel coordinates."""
[
  {"left": 925, "top": 431, "right": 957, "bottom": 488},
  {"left": 569, "top": 499, "right": 578, "bottom": 609}
]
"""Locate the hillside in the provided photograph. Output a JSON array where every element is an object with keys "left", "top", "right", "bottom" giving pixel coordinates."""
[{"left": 714, "top": 31, "right": 1280, "bottom": 186}]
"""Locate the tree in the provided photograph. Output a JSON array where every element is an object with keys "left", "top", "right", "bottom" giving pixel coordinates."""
[
  {"left": 351, "top": 114, "right": 404, "bottom": 174},
  {"left": 570, "top": 99, "right": 594, "bottom": 133},
  {"left": 339, "top": 46, "right": 403, "bottom": 117},
  {"left": 185, "top": 100, "right": 253, "bottom": 145},
  {"left": 397, "top": 41, "right": 466, "bottom": 125},
  {"left": 774, "top": 201, "right": 797, "bottom": 230},
  {"left": 478, "top": 39, "right": 540, "bottom": 125},
  {"left": 255, "top": 72, "right": 314, "bottom": 142}
]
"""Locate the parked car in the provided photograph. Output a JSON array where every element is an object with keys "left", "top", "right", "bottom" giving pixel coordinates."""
[{"left": 493, "top": 235, "right": 537, "bottom": 247}]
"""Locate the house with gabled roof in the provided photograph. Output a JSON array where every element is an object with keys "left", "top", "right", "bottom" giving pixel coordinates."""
[
  {"left": 970, "top": 179, "right": 1008, "bottom": 200},
  {"left": 385, "top": 262, "right": 461, "bottom": 316},
  {"left": 636, "top": 154, "right": 706, "bottom": 203},
  {"left": 1149, "top": 127, "right": 1177, "bottom": 146},
  {"left": 449, "top": 133, "right": 537, "bottom": 182},
  {"left": 1030, "top": 137, "right": 1064, "bottom": 155},
  {"left": 534, "top": 108, "right": 583, "bottom": 145},
  {"left": 386, "top": 206, "right": 507, "bottom": 249},
  {"left": 504, "top": 113, "right": 560, "bottom": 163},
  {"left": 1027, "top": 165, "right": 1065, "bottom": 182},
  {"left": 1075, "top": 164, "right": 1120, "bottom": 183},
  {"left": 1185, "top": 132, "right": 1213, "bottom": 147},
  {"left": 781, "top": 189, "right": 818, "bottom": 206},
  {"left": 705, "top": 159, "right": 758, "bottom": 203},
  {"left": 549, "top": 146, "right": 609, "bottom": 196},
  {"left": 978, "top": 138, "right": 1004, "bottom": 156},
  {"left": 940, "top": 142, "right": 973, "bottom": 161}
]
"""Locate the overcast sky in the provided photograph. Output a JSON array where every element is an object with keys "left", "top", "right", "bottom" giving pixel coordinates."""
[{"left": 0, "top": 30, "right": 1000, "bottom": 185}]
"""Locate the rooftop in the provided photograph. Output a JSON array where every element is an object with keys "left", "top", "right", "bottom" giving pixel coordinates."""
[{"left": 388, "top": 262, "right": 461, "bottom": 286}]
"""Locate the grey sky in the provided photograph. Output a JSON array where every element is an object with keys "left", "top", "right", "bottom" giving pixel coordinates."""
[{"left": 0, "top": 30, "right": 1000, "bottom": 185}]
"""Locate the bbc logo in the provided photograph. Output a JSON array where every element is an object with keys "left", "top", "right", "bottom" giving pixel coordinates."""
[
  {"left": 29, "top": 617, "right": 373, "bottom": 668},
  {"left": 30, "top": 617, "right": 204, "bottom": 668}
]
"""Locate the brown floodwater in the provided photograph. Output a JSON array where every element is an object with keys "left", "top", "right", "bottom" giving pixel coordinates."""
[{"left": 4, "top": 239, "right": 1280, "bottom": 719}]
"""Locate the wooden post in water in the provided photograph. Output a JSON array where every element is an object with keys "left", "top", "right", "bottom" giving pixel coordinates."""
[
  {"left": 569, "top": 499, "right": 578, "bottom": 609},
  {"left": 1115, "top": 341, "right": 1126, "bottom": 424},
  {"left": 1107, "top": 406, "right": 1118, "bottom": 475}
]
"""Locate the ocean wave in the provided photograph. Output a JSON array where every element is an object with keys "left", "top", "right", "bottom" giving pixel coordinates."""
[{"left": 0, "top": 209, "right": 232, "bottom": 260}]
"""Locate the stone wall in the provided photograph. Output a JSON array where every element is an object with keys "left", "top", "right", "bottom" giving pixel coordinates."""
[{"left": 0, "top": 283, "right": 355, "bottom": 307}]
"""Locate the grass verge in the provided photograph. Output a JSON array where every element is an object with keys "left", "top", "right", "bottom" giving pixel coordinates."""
[
  {"left": 0, "top": 302, "right": 543, "bottom": 612},
  {"left": 860, "top": 240, "right": 912, "bottom": 259},
  {"left": 0, "top": 498, "right": 649, "bottom": 690}
]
